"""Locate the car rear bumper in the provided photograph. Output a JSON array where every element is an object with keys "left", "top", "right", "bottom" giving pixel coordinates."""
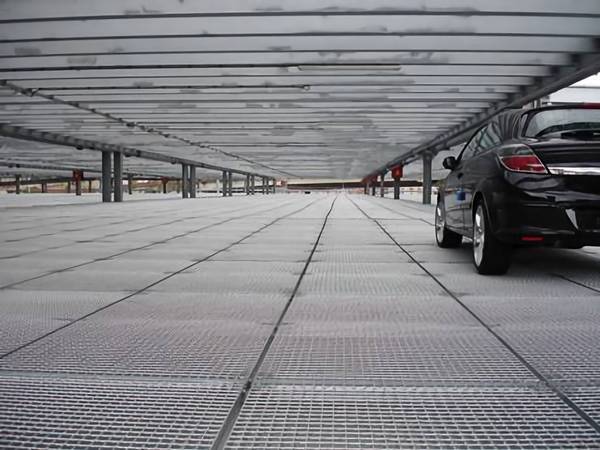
[{"left": 491, "top": 195, "right": 600, "bottom": 247}]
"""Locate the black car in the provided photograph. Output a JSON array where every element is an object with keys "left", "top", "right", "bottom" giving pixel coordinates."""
[{"left": 435, "top": 104, "right": 600, "bottom": 275}]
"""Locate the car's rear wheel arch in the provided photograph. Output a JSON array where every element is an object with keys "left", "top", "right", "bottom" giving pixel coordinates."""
[
  {"left": 472, "top": 192, "right": 484, "bottom": 211},
  {"left": 472, "top": 192, "right": 486, "bottom": 221},
  {"left": 435, "top": 196, "right": 462, "bottom": 248},
  {"left": 472, "top": 191, "right": 497, "bottom": 233},
  {"left": 471, "top": 196, "right": 512, "bottom": 275}
]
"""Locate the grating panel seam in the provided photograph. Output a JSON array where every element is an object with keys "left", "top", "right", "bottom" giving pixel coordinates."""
[
  {"left": 212, "top": 195, "right": 338, "bottom": 450},
  {"left": 553, "top": 273, "right": 600, "bottom": 296}
]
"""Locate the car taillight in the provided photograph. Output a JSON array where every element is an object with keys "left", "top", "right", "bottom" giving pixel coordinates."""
[
  {"left": 521, "top": 236, "right": 544, "bottom": 242},
  {"left": 499, "top": 155, "right": 548, "bottom": 174}
]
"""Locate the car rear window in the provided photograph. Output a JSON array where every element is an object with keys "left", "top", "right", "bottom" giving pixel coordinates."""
[{"left": 524, "top": 108, "right": 600, "bottom": 137}]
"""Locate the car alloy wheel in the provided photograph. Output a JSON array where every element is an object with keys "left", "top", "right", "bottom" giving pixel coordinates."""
[
  {"left": 473, "top": 204, "right": 485, "bottom": 266},
  {"left": 435, "top": 200, "right": 462, "bottom": 248},
  {"left": 435, "top": 204, "right": 445, "bottom": 243},
  {"left": 472, "top": 200, "right": 512, "bottom": 275}
]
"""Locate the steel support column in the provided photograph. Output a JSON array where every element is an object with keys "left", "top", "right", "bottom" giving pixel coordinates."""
[
  {"left": 393, "top": 178, "right": 401, "bottom": 200},
  {"left": 101, "top": 151, "right": 111, "bottom": 202},
  {"left": 41, "top": 182, "right": 47, "bottom": 193},
  {"left": 272, "top": 178, "right": 276, "bottom": 194},
  {"left": 15, "top": 175, "right": 21, "bottom": 194},
  {"left": 380, "top": 173, "right": 386, "bottom": 198},
  {"left": 181, "top": 164, "right": 189, "bottom": 199},
  {"left": 228, "top": 172, "right": 233, "bottom": 197},
  {"left": 422, "top": 153, "right": 433, "bottom": 205},
  {"left": 66, "top": 181, "right": 71, "bottom": 193},
  {"left": 161, "top": 178, "right": 168, "bottom": 194},
  {"left": 189, "top": 166, "right": 196, "bottom": 198},
  {"left": 391, "top": 165, "right": 403, "bottom": 201},
  {"left": 251, "top": 175, "right": 255, "bottom": 195},
  {"left": 74, "top": 176, "right": 82, "bottom": 197},
  {"left": 364, "top": 184, "right": 368, "bottom": 195},
  {"left": 88, "top": 180, "right": 93, "bottom": 193},
  {"left": 245, "top": 174, "right": 250, "bottom": 195},
  {"left": 127, "top": 174, "right": 133, "bottom": 195},
  {"left": 222, "top": 170, "right": 227, "bottom": 197},
  {"left": 113, "top": 152, "right": 123, "bottom": 202}
]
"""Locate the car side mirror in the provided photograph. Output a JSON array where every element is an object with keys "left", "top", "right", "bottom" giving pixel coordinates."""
[{"left": 442, "top": 156, "right": 458, "bottom": 171}]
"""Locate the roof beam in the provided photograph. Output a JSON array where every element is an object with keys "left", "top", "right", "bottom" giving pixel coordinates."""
[
  {"left": 366, "top": 51, "right": 600, "bottom": 175},
  {"left": 0, "top": 123, "right": 276, "bottom": 178},
  {"left": 2, "top": 0, "right": 600, "bottom": 21},
  {"left": 2, "top": 16, "right": 600, "bottom": 41},
  {"left": 0, "top": 159, "right": 172, "bottom": 178},
  {"left": 0, "top": 80, "right": 296, "bottom": 177}
]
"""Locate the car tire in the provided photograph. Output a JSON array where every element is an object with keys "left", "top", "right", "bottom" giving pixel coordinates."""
[
  {"left": 435, "top": 200, "right": 462, "bottom": 248},
  {"left": 472, "top": 200, "right": 512, "bottom": 275}
]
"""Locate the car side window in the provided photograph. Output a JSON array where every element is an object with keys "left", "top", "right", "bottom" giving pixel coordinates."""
[
  {"left": 478, "top": 122, "right": 502, "bottom": 152},
  {"left": 460, "top": 127, "right": 486, "bottom": 162}
]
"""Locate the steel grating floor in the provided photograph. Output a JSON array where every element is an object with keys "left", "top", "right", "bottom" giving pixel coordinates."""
[{"left": 1, "top": 193, "right": 600, "bottom": 448}]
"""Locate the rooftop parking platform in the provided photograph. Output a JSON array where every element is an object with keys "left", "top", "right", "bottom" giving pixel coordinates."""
[{"left": 1, "top": 193, "right": 600, "bottom": 448}]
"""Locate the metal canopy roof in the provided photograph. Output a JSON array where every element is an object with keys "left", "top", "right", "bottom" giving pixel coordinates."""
[{"left": 0, "top": 0, "right": 599, "bottom": 180}]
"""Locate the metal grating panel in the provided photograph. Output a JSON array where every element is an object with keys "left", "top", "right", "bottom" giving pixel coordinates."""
[
  {"left": 298, "top": 272, "right": 442, "bottom": 296},
  {"left": 288, "top": 294, "right": 477, "bottom": 325},
  {"left": 0, "top": 375, "right": 240, "bottom": 449},
  {"left": 147, "top": 271, "right": 299, "bottom": 295},
  {"left": 564, "top": 385, "right": 600, "bottom": 425},
  {"left": 456, "top": 295, "right": 600, "bottom": 327},
  {"left": 402, "top": 247, "right": 475, "bottom": 264},
  {"left": 213, "top": 245, "right": 312, "bottom": 262},
  {"left": 225, "top": 385, "right": 600, "bottom": 449},
  {"left": 0, "top": 316, "right": 274, "bottom": 379},
  {"left": 258, "top": 327, "right": 537, "bottom": 386},
  {"left": 436, "top": 272, "right": 597, "bottom": 298},
  {"left": 492, "top": 324, "right": 600, "bottom": 384},
  {"left": 0, "top": 289, "right": 127, "bottom": 355},
  {"left": 128, "top": 291, "right": 291, "bottom": 321},
  {"left": 311, "top": 248, "right": 412, "bottom": 264},
  {"left": 14, "top": 269, "right": 170, "bottom": 292},
  {"left": 306, "top": 261, "right": 424, "bottom": 276}
]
